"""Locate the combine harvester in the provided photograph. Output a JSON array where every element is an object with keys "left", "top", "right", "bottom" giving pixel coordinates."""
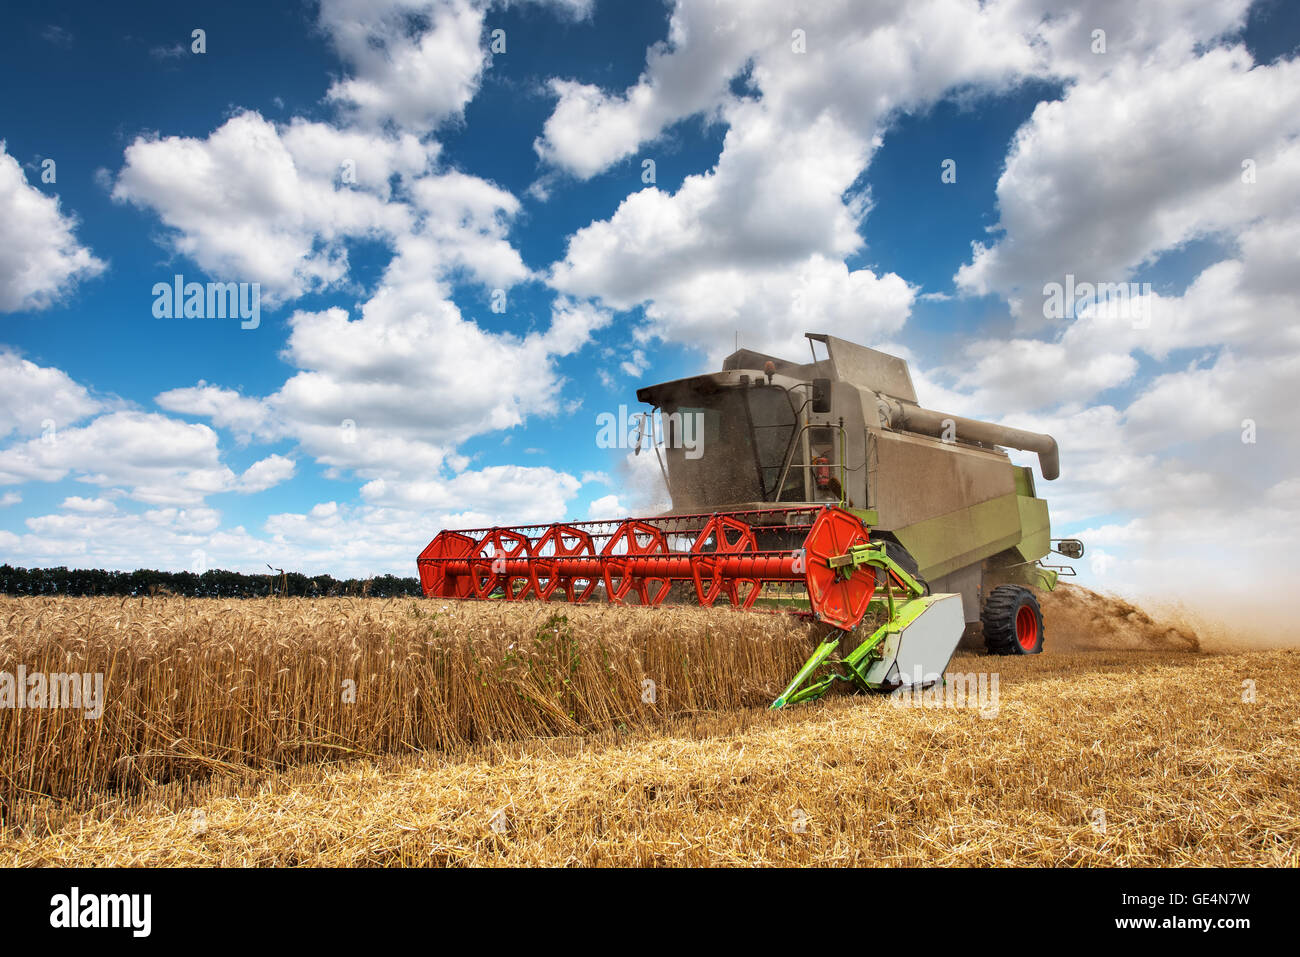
[{"left": 419, "top": 333, "right": 1083, "bottom": 708}]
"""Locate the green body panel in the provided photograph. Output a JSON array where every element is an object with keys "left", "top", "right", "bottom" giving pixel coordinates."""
[
  {"left": 986, "top": 562, "right": 1059, "bottom": 592},
  {"left": 1013, "top": 465, "right": 1035, "bottom": 498},
  {"left": 1014, "top": 494, "right": 1051, "bottom": 563},
  {"left": 845, "top": 507, "right": 880, "bottom": 526},
  {"left": 889, "top": 492, "right": 1023, "bottom": 581}
]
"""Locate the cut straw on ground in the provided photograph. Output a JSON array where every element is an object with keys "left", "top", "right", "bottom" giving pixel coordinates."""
[
  {"left": 3, "top": 649, "right": 1295, "bottom": 866},
  {"left": 3, "top": 590, "right": 1295, "bottom": 866}
]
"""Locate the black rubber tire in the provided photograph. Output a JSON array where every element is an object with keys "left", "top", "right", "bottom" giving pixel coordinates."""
[{"left": 982, "top": 585, "right": 1044, "bottom": 655}]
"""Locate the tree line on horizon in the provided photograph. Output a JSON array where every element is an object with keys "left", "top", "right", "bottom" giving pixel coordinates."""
[{"left": 0, "top": 564, "right": 423, "bottom": 598}]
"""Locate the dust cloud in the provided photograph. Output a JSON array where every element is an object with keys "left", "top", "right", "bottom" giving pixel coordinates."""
[{"left": 1041, "top": 584, "right": 1201, "bottom": 652}]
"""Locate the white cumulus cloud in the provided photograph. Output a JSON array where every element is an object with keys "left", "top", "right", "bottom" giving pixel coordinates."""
[{"left": 0, "top": 142, "right": 105, "bottom": 312}]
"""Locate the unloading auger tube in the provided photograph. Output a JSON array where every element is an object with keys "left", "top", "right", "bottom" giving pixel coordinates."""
[
  {"left": 417, "top": 505, "right": 967, "bottom": 708},
  {"left": 875, "top": 396, "right": 1060, "bottom": 481}
]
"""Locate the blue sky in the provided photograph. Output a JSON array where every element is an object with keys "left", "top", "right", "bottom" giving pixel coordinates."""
[{"left": 1, "top": 0, "right": 1298, "bottom": 617}]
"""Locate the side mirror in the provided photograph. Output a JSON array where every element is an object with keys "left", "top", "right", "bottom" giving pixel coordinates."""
[
  {"left": 634, "top": 413, "right": 645, "bottom": 455},
  {"left": 811, "top": 378, "right": 832, "bottom": 414},
  {"left": 1052, "top": 538, "right": 1085, "bottom": 559}
]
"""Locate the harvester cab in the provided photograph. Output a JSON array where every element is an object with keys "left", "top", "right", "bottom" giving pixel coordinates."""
[{"left": 418, "top": 333, "right": 1083, "bottom": 709}]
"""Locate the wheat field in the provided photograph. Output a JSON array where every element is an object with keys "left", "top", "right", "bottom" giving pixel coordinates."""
[
  {"left": 0, "top": 595, "right": 816, "bottom": 822},
  {"left": 1, "top": 591, "right": 1296, "bottom": 866}
]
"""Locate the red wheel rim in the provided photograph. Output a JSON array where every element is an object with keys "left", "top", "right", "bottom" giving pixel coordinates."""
[{"left": 1016, "top": 604, "right": 1039, "bottom": 650}]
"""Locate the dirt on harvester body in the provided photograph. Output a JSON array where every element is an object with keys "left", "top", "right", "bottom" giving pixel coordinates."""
[{"left": 1038, "top": 583, "right": 1200, "bottom": 653}]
